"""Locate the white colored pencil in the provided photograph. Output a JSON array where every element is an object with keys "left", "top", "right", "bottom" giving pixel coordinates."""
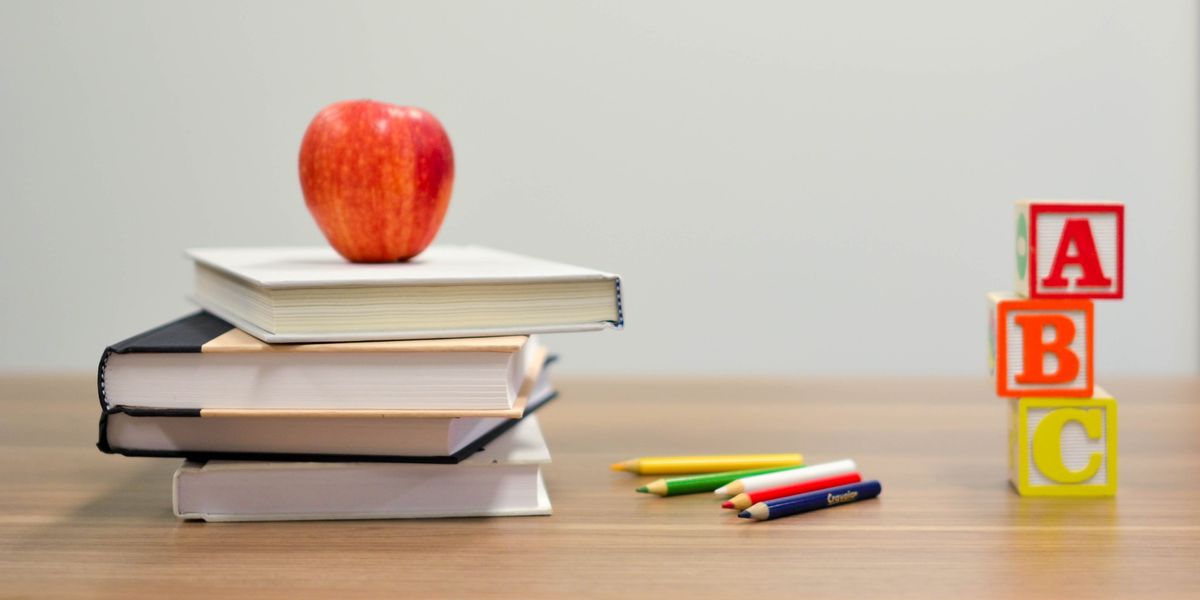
[{"left": 713, "top": 459, "right": 857, "bottom": 496}]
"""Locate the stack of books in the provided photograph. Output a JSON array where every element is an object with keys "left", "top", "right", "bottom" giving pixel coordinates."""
[{"left": 95, "top": 246, "right": 622, "bottom": 521}]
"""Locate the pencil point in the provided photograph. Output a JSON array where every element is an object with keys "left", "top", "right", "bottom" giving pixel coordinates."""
[
  {"left": 641, "top": 480, "right": 669, "bottom": 495},
  {"left": 712, "top": 486, "right": 728, "bottom": 496},
  {"left": 721, "top": 501, "right": 734, "bottom": 509},
  {"left": 635, "top": 486, "right": 648, "bottom": 493},
  {"left": 737, "top": 510, "right": 751, "bottom": 519},
  {"left": 611, "top": 459, "right": 638, "bottom": 473}
]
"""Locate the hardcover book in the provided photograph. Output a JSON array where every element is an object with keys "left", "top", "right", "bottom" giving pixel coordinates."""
[
  {"left": 187, "top": 245, "right": 623, "bottom": 343},
  {"left": 173, "top": 415, "right": 554, "bottom": 521},
  {"left": 98, "top": 312, "right": 545, "bottom": 413},
  {"left": 99, "top": 358, "right": 557, "bottom": 463}
]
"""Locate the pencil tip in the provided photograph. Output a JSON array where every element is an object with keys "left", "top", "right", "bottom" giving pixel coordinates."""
[
  {"left": 712, "top": 486, "right": 727, "bottom": 495},
  {"left": 737, "top": 511, "right": 751, "bottom": 519},
  {"left": 635, "top": 486, "right": 648, "bottom": 493},
  {"left": 721, "top": 501, "right": 734, "bottom": 509},
  {"left": 610, "top": 463, "right": 624, "bottom": 472}
]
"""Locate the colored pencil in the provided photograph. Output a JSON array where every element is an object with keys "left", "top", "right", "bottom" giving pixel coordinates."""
[
  {"left": 722, "top": 472, "right": 862, "bottom": 510},
  {"left": 713, "top": 459, "right": 856, "bottom": 496},
  {"left": 739, "top": 480, "right": 882, "bottom": 521},
  {"left": 637, "top": 466, "right": 805, "bottom": 496},
  {"left": 610, "top": 453, "right": 803, "bottom": 475}
]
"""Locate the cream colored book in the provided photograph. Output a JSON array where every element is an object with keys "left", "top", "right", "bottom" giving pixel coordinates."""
[
  {"left": 173, "top": 415, "right": 553, "bottom": 522},
  {"left": 188, "top": 245, "right": 623, "bottom": 343}
]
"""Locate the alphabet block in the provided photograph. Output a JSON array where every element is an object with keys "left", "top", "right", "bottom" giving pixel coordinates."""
[
  {"left": 1008, "top": 389, "right": 1117, "bottom": 496},
  {"left": 988, "top": 292, "right": 1093, "bottom": 398},
  {"left": 1014, "top": 200, "right": 1124, "bottom": 299}
]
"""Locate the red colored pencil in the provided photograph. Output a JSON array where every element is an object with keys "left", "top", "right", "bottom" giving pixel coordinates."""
[{"left": 722, "top": 472, "right": 863, "bottom": 511}]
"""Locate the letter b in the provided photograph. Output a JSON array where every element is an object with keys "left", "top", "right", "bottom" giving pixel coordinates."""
[{"left": 1013, "top": 314, "right": 1079, "bottom": 385}]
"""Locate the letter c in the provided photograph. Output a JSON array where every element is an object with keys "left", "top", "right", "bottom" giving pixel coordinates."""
[{"left": 1032, "top": 408, "right": 1103, "bottom": 483}]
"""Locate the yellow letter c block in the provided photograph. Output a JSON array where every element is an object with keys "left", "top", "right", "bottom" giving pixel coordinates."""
[
  {"left": 1032, "top": 408, "right": 1103, "bottom": 484},
  {"left": 1009, "top": 390, "right": 1117, "bottom": 497}
]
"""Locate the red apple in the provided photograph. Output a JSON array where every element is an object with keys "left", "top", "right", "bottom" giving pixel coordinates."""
[{"left": 299, "top": 100, "right": 454, "bottom": 262}]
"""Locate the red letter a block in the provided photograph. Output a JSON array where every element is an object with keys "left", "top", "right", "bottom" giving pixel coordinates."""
[
  {"left": 1015, "top": 200, "right": 1123, "bottom": 299},
  {"left": 988, "top": 293, "right": 1093, "bottom": 397}
]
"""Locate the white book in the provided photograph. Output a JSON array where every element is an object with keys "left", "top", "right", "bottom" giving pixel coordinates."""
[
  {"left": 173, "top": 416, "right": 553, "bottom": 522},
  {"left": 105, "top": 366, "right": 556, "bottom": 461},
  {"left": 188, "top": 245, "right": 623, "bottom": 343}
]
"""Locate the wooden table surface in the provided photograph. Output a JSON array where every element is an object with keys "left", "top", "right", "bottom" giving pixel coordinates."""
[{"left": 1, "top": 375, "right": 1198, "bottom": 598}]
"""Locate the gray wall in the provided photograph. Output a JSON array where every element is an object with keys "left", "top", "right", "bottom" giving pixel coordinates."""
[{"left": 2, "top": 1, "right": 1196, "bottom": 375}]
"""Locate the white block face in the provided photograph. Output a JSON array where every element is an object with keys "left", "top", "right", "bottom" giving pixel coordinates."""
[
  {"left": 1033, "top": 210, "right": 1120, "bottom": 296},
  {"left": 1003, "top": 306, "right": 1089, "bottom": 393},
  {"left": 1024, "top": 406, "right": 1109, "bottom": 487},
  {"left": 988, "top": 300, "right": 997, "bottom": 375},
  {"left": 1014, "top": 203, "right": 1031, "bottom": 297},
  {"left": 1007, "top": 399, "right": 1019, "bottom": 482}
]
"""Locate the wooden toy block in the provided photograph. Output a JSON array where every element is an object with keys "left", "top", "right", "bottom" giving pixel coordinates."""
[
  {"left": 1008, "top": 389, "right": 1117, "bottom": 496},
  {"left": 988, "top": 292, "right": 1093, "bottom": 398},
  {"left": 1015, "top": 199, "right": 1124, "bottom": 299}
]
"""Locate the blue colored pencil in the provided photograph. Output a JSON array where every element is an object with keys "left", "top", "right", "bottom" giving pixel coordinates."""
[{"left": 738, "top": 480, "right": 881, "bottom": 521}]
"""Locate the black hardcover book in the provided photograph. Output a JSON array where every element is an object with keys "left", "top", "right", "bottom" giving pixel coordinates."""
[{"left": 97, "top": 312, "right": 557, "bottom": 464}]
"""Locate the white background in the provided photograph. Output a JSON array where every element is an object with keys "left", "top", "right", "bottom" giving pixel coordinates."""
[{"left": 1, "top": 1, "right": 1196, "bottom": 375}]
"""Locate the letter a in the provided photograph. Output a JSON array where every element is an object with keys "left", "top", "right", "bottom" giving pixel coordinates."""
[
  {"left": 1014, "top": 314, "right": 1079, "bottom": 384},
  {"left": 1041, "top": 218, "right": 1112, "bottom": 288}
]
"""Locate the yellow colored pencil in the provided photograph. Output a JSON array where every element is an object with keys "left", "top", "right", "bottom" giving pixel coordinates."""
[{"left": 609, "top": 454, "right": 803, "bottom": 475}]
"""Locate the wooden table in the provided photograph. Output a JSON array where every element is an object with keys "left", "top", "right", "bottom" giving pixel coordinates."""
[{"left": 1, "top": 375, "right": 1198, "bottom": 598}]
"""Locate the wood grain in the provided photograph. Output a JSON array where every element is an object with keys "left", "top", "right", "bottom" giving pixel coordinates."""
[{"left": 2, "top": 375, "right": 1198, "bottom": 599}]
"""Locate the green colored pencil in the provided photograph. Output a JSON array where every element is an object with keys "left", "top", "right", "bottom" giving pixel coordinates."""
[{"left": 635, "top": 465, "right": 805, "bottom": 496}]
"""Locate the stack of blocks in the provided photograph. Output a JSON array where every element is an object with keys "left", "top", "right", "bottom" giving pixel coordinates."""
[{"left": 988, "top": 200, "right": 1124, "bottom": 497}]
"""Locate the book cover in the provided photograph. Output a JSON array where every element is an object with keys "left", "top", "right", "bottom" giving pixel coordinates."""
[{"left": 187, "top": 245, "right": 623, "bottom": 343}]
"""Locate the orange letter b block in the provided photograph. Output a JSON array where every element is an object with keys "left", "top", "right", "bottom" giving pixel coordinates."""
[{"left": 988, "top": 292, "right": 1093, "bottom": 398}]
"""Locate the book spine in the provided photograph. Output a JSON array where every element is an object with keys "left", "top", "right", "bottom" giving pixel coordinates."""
[
  {"left": 613, "top": 276, "right": 625, "bottom": 328},
  {"left": 95, "top": 347, "right": 116, "bottom": 454}
]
